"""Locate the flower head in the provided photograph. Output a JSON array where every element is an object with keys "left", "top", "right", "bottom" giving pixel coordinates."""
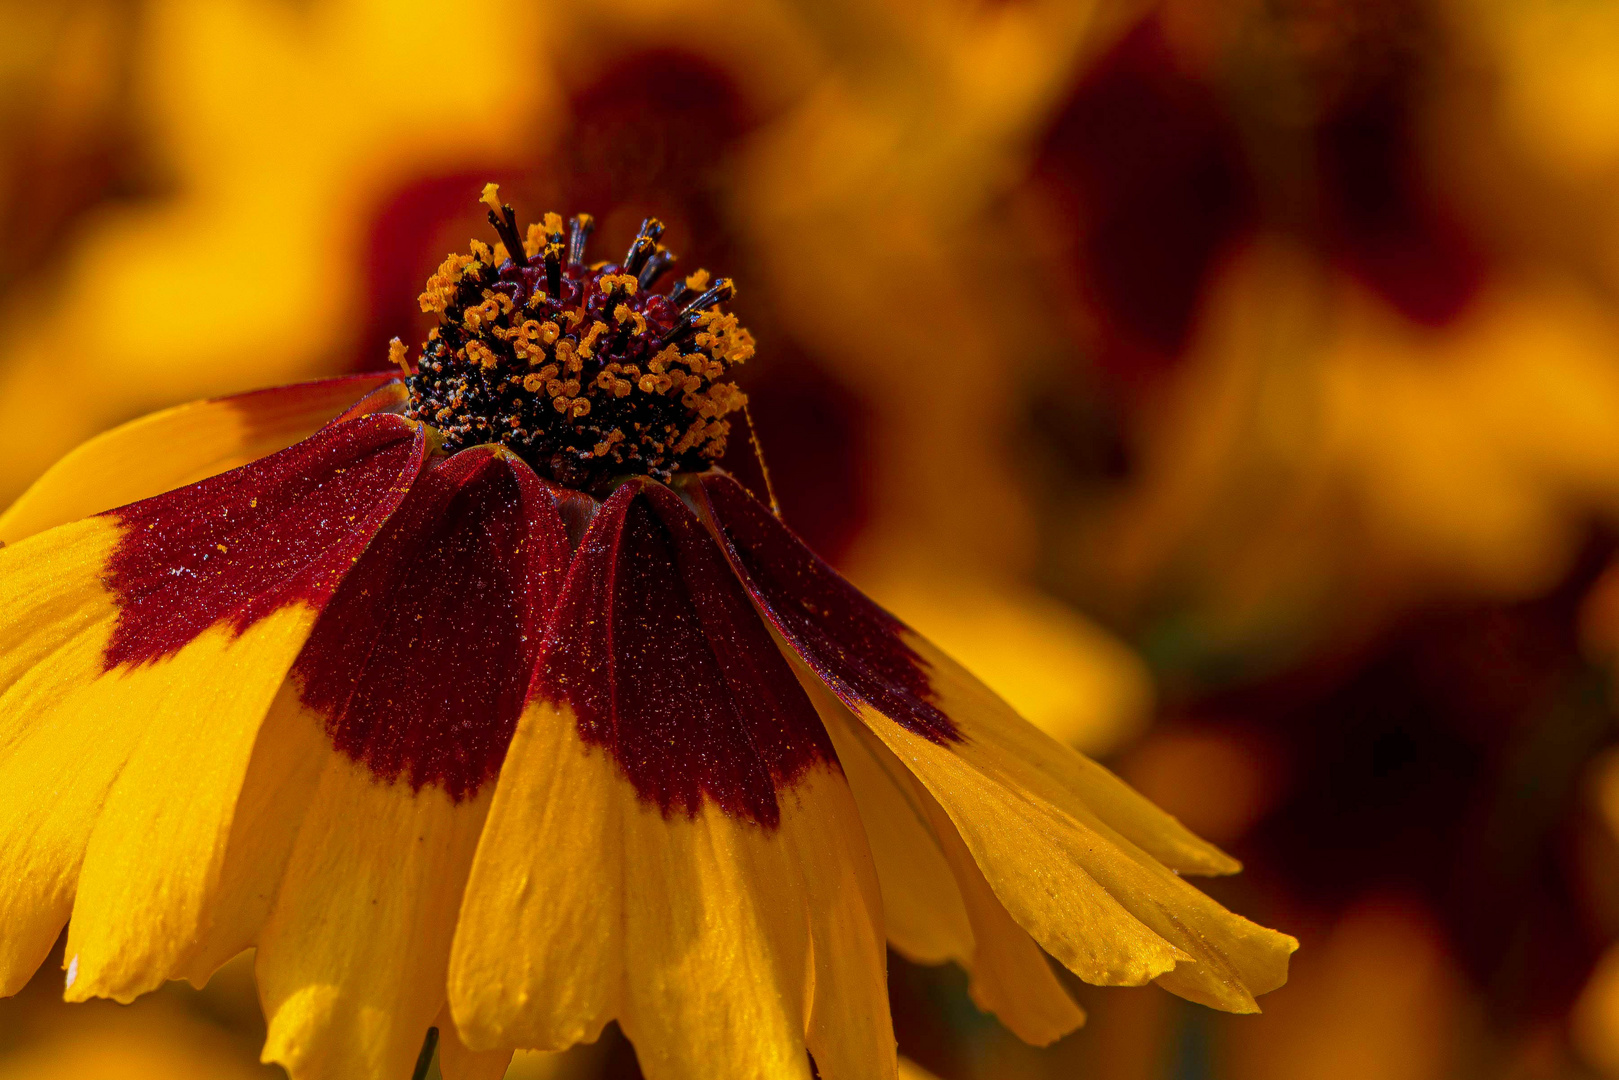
[
  {"left": 404, "top": 184, "right": 750, "bottom": 493},
  {"left": 0, "top": 186, "right": 1294, "bottom": 1080}
]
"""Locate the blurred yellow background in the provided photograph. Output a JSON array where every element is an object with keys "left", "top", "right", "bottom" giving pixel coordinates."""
[{"left": 7, "top": 0, "right": 1619, "bottom": 1077}]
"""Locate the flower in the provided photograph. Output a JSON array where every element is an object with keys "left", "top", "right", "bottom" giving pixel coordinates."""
[
  {"left": 0, "top": 186, "right": 1295, "bottom": 1080},
  {"left": 1, "top": 3, "right": 1158, "bottom": 763}
]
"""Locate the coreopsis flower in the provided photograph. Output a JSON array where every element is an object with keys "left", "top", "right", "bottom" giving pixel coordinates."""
[{"left": 0, "top": 186, "right": 1294, "bottom": 1080}]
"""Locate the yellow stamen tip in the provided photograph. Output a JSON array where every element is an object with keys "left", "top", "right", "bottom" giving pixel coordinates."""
[{"left": 480, "top": 183, "right": 503, "bottom": 215}]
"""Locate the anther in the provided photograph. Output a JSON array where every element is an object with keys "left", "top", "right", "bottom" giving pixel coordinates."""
[{"left": 568, "top": 213, "right": 595, "bottom": 267}]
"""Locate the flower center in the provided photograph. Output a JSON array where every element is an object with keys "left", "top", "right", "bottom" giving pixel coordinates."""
[{"left": 400, "top": 183, "right": 753, "bottom": 494}]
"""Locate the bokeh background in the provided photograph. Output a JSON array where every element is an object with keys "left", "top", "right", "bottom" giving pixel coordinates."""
[{"left": 6, "top": 0, "right": 1619, "bottom": 1077}]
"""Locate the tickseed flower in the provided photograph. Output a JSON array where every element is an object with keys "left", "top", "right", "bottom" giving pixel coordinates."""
[{"left": 0, "top": 185, "right": 1294, "bottom": 1080}]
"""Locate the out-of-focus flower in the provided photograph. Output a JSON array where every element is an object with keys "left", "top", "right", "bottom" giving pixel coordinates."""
[
  {"left": 1019, "top": 3, "right": 1619, "bottom": 668},
  {"left": 1575, "top": 755, "right": 1619, "bottom": 1073},
  {"left": 1074, "top": 241, "right": 1619, "bottom": 660},
  {"left": 0, "top": 1, "right": 151, "bottom": 311},
  {"left": 896, "top": 1058, "right": 942, "bottom": 1080},
  {"left": 1224, "top": 898, "right": 1469, "bottom": 1080},
  {"left": 0, "top": 201, "right": 1293, "bottom": 1080},
  {"left": 0, "top": 998, "right": 267, "bottom": 1080}
]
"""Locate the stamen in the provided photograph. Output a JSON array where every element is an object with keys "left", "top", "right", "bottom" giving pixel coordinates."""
[
  {"left": 622, "top": 218, "right": 665, "bottom": 276},
  {"left": 661, "top": 279, "right": 736, "bottom": 345},
  {"left": 669, "top": 268, "right": 709, "bottom": 307},
  {"left": 638, "top": 246, "right": 677, "bottom": 292},
  {"left": 486, "top": 206, "right": 531, "bottom": 269},
  {"left": 543, "top": 242, "right": 563, "bottom": 298},
  {"left": 679, "top": 277, "right": 735, "bottom": 318},
  {"left": 568, "top": 213, "right": 594, "bottom": 267}
]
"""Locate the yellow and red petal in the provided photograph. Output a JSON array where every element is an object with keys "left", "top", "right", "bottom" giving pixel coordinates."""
[
  {"left": 450, "top": 479, "right": 895, "bottom": 1080},
  {"left": 235, "top": 447, "right": 568, "bottom": 1080},
  {"left": 0, "top": 414, "right": 427, "bottom": 1002},
  {"left": 0, "top": 373, "right": 400, "bottom": 544},
  {"left": 688, "top": 472, "right": 1296, "bottom": 1012}
]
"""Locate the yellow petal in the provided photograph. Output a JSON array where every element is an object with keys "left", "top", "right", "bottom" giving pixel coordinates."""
[
  {"left": 884, "top": 632, "right": 1296, "bottom": 1011},
  {"left": 815, "top": 672, "right": 974, "bottom": 968},
  {"left": 241, "top": 448, "right": 566, "bottom": 1080},
  {"left": 0, "top": 373, "right": 397, "bottom": 544},
  {"left": 257, "top": 731, "right": 493, "bottom": 1080},
  {"left": 689, "top": 471, "right": 1237, "bottom": 877},
  {"left": 449, "top": 699, "right": 895, "bottom": 1080},
  {"left": 436, "top": 1004, "right": 514, "bottom": 1080},
  {"left": 453, "top": 477, "right": 895, "bottom": 1078},
  {"left": 176, "top": 679, "right": 330, "bottom": 986},
  {"left": 0, "top": 517, "right": 126, "bottom": 994},
  {"left": 812, "top": 677, "right": 1085, "bottom": 1045},
  {"left": 63, "top": 609, "right": 321, "bottom": 1003}
]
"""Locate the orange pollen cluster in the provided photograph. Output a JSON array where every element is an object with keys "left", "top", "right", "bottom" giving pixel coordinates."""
[{"left": 401, "top": 185, "right": 755, "bottom": 492}]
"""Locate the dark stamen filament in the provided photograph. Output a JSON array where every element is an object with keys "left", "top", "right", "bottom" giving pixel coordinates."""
[
  {"left": 639, "top": 246, "right": 676, "bottom": 291},
  {"left": 487, "top": 205, "right": 530, "bottom": 268},
  {"left": 543, "top": 242, "right": 563, "bottom": 297},
  {"left": 622, "top": 218, "right": 665, "bottom": 276},
  {"left": 568, "top": 213, "right": 595, "bottom": 266},
  {"left": 661, "top": 278, "right": 736, "bottom": 344}
]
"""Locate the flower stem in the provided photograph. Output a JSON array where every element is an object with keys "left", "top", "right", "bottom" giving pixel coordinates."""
[{"left": 412, "top": 1026, "right": 439, "bottom": 1080}]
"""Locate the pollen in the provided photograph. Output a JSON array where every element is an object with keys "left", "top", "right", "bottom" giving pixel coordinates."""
[{"left": 402, "top": 187, "right": 751, "bottom": 492}]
